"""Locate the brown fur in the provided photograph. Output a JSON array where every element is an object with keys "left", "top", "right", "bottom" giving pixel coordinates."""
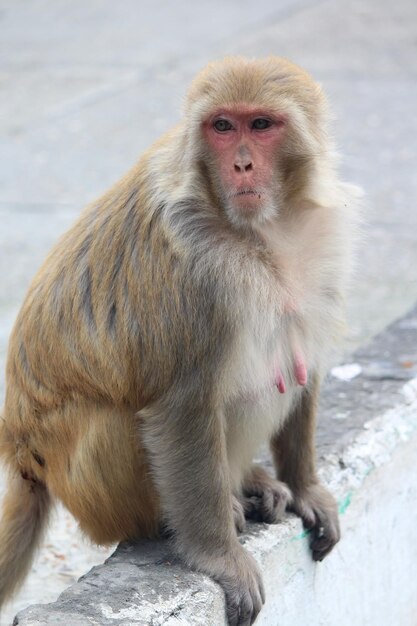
[
  {"left": 0, "top": 418, "right": 51, "bottom": 607},
  {"left": 0, "top": 57, "right": 359, "bottom": 624}
]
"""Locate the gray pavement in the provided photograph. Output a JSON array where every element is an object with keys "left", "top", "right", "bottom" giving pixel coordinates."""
[{"left": 1, "top": 0, "right": 417, "bottom": 623}]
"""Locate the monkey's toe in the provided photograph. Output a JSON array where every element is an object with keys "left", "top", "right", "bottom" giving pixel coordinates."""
[{"left": 242, "top": 480, "right": 292, "bottom": 524}]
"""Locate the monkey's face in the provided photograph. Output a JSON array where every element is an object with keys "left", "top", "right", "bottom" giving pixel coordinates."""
[{"left": 202, "top": 105, "right": 286, "bottom": 227}]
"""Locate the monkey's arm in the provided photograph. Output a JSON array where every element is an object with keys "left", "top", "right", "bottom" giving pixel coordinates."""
[
  {"left": 270, "top": 374, "right": 340, "bottom": 561},
  {"left": 139, "top": 387, "right": 264, "bottom": 626}
]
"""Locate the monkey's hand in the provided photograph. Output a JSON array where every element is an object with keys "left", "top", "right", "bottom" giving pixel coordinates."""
[
  {"left": 289, "top": 482, "right": 340, "bottom": 561},
  {"left": 240, "top": 465, "right": 293, "bottom": 524},
  {"left": 276, "top": 351, "right": 307, "bottom": 393},
  {"left": 210, "top": 544, "right": 265, "bottom": 626}
]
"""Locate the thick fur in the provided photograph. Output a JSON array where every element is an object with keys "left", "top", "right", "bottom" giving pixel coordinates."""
[
  {"left": 0, "top": 57, "right": 359, "bottom": 623},
  {"left": 0, "top": 418, "right": 51, "bottom": 607}
]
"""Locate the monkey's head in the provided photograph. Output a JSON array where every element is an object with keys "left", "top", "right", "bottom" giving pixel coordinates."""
[{"left": 184, "top": 56, "right": 329, "bottom": 228}]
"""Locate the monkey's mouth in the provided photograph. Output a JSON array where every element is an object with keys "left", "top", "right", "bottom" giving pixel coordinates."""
[
  {"left": 233, "top": 189, "right": 262, "bottom": 199},
  {"left": 235, "top": 189, "right": 257, "bottom": 196}
]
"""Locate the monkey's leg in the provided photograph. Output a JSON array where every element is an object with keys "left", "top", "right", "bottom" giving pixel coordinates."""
[
  {"left": 139, "top": 391, "right": 265, "bottom": 626},
  {"left": 270, "top": 376, "right": 340, "bottom": 561},
  {"left": 44, "top": 402, "right": 160, "bottom": 545},
  {"left": 240, "top": 465, "right": 292, "bottom": 524}
]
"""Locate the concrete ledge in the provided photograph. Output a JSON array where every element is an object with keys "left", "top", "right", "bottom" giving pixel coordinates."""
[{"left": 14, "top": 304, "right": 417, "bottom": 626}]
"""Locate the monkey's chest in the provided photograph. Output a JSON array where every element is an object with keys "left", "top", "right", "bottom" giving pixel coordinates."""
[
  {"left": 223, "top": 316, "right": 302, "bottom": 484},
  {"left": 222, "top": 241, "right": 338, "bottom": 411},
  {"left": 225, "top": 311, "right": 302, "bottom": 404}
]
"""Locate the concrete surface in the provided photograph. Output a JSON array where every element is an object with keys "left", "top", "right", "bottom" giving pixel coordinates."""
[
  {"left": 1, "top": 0, "right": 417, "bottom": 623},
  {"left": 13, "top": 304, "right": 417, "bottom": 625}
]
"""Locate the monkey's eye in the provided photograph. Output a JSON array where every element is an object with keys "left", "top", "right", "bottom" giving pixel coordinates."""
[
  {"left": 251, "top": 118, "right": 272, "bottom": 130},
  {"left": 213, "top": 119, "right": 233, "bottom": 132}
]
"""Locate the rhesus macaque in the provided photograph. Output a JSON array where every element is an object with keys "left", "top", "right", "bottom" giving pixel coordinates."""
[{"left": 0, "top": 57, "right": 359, "bottom": 625}]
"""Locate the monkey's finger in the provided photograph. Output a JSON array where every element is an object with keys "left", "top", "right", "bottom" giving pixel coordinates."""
[
  {"left": 260, "top": 489, "right": 275, "bottom": 523},
  {"left": 226, "top": 593, "right": 254, "bottom": 626},
  {"left": 246, "top": 587, "right": 264, "bottom": 626},
  {"left": 288, "top": 499, "right": 316, "bottom": 529},
  {"left": 310, "top": 517, "right": 340, "bottom": 561},
  {"left": 301, "top": 511, "right": 316, "bottom": 530},
  {"left": 311, "top": 536, "right": 336, "bottom": 562},
  {"left": 260, "top": 486, "right": 286, "bottom": 523},
  {"left": 237, "top": 602, "right": 254, "bottom": 626},
  {"left": 244, "top": 496, "right": 263, "bottom": 521},
  {"left": 224, "top": 565, "right": 264, "bottom": 626},
  {"left": 227, "top": 599, "right": 240, "bottom": 626}
]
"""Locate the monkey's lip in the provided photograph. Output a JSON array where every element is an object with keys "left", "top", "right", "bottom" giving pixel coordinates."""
[{"left": 233, "top": 189, "right": 262, "bottom": 197}]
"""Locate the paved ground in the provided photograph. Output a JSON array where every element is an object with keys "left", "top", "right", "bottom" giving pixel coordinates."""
[{"left": 0, "top": 0, "right": 416, "bottom": 623}]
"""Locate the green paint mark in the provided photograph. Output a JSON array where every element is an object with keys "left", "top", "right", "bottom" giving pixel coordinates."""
[
  {"left": 338, "top": 491, "right": 352, "bottom": 515},
  {"left": 291, "top": 529, "right": 311, "bottom": 542}
]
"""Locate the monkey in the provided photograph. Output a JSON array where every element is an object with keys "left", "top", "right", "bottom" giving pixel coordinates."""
[{"left": 0, "top": 57, "right": 359, "bottom": 626}]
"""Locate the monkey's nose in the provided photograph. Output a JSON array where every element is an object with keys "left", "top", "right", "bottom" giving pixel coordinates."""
[{"left": 234, "top": 159, "right": 253, "bottom": 174}]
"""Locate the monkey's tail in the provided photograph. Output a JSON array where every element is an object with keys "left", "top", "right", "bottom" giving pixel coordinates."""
[{"left": 0, "top": 430, "right": 51, "bottom": 608}]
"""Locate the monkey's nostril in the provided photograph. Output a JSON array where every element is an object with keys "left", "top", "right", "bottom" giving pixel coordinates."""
[{"left": 234, "top": 162, "right": 253, "bottom": 173}]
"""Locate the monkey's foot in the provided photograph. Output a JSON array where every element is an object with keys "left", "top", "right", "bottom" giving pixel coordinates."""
[
  {"left": 290, "top": 482, "right": 340, "bottom": 561},
  {"left": 241, "top": 465, "right": 292, "bottom": 524}
]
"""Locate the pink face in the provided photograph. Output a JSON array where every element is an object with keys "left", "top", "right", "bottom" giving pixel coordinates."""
[{"left": 203, "top": 105, "right": 286, "bottom": 223}]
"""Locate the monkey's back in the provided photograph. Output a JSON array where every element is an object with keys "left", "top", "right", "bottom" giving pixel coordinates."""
[{"left": 3, "top": 167, "right": 232, "bottom": 424}]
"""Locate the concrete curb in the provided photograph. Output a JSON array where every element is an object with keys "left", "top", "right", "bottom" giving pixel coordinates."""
[{"left": 13, "top": 304, "right": 417, "bottom": 626}]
